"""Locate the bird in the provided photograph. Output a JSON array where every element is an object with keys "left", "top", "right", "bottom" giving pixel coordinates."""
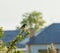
[{"left": 21, "top": 24, "right": 27, "bottom": 29}]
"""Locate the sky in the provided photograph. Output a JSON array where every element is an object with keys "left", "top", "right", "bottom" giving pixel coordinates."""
[{"left": 0, "top": 0, "right": 60, "bottom": 30}]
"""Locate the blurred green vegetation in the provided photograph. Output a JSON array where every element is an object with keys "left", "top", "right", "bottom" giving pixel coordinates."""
[
  {"left": 0, "top": 11, "right": 45, "bottom": 53},
  {"left": 21, "top": 11, "right": 45, "bottom": 32}
]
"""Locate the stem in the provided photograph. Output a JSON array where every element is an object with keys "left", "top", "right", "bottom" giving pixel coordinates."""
[{"left": 7, "top": 29, "right": 29, "bottom": 53}]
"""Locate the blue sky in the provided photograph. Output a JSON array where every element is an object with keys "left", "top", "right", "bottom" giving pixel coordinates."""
[{"left": 0, "top": 0, "right": 60, "bottom": 30}]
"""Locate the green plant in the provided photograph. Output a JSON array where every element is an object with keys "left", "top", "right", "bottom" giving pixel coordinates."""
[
  {"left": 21, "top": 11, "right": 45, "bottom": 32},
  {"left": 7, "top": 27, "right": 30, "bottom": 53},
  {"left": 0, "top": 27, "right": 4, "bottom": 39}
]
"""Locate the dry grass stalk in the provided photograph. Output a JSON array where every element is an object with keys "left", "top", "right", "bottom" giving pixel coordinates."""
[{"left": 47, "top": 43, "right": 57, "bottom": 53}]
